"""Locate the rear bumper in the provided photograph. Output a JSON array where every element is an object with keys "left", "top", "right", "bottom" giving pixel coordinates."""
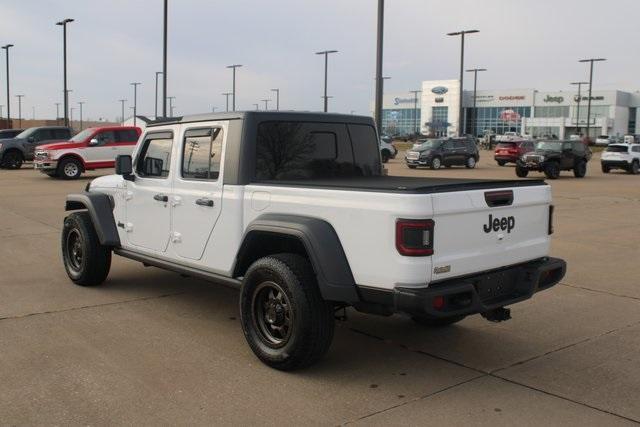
[
  {"left": 357, "top": 257, "right": 566, "bottom": 318},
  {"left": 494, "top": 154, "right": 517, "bottom": 162},
  {"left": 601, "top": 160, "right": 631, "bottom": 169}
]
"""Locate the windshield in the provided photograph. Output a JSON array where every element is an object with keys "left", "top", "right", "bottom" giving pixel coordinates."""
[
  {"left": 606, "top": 145, "right": 628, "bottom": 153},
  {"left": 15, "top": 128, "right": 37, "bottom": 139},
  {"left": 69, "top": 128, "right": 95, "bottom": 142},
  {"left": 416, "top": 140, "right": 443, "bottom": 150},
  {"left": 536, "top": 141, "right": 563, "bottom": 151}
]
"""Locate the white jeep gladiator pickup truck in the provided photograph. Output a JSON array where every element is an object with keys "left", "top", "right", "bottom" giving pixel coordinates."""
[{"left": 62, "top": 111, "right": 566, "bottom": 370}]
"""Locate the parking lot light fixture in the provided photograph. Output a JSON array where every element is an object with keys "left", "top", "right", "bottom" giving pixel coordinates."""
[
  {"left": 409, "top": 90, "right": 422, "bottom": 137},
  {"left": 130, "top": 82, "right": 141, "bottom": 126},
  {"left": 570, "top": 81, "right": 589, "bottom": 134},
  {"left": 374, "top": 0, "right": 385, "bottom": 136},
  {"left": 271, "top": 89, "right": 280, "bottom": 111},
  {"left": 56, "top": 18, "right": 74, "bottom": 127},
  {"left": 466, "top": 68, "right": 487, "bottom": 137},
  {"left": 222, "top": 92, "right": 232, "bottom": 112},
  {"left": 315, "top": 50, "right": 338, "bottom": 112},
  {"left": 118, "top": 99, "right": 127, "bottom": 125},
  {"left": 578, "top": 58, "right": 606, "bottom": 140},
  {"left": 2, "top": 44, "right": 14, "bottom": 128},
  {"left": 15, "top": 95, "right": 24, "bottom": 128},
  {"left": 226, "top": 65, "right": 243, "bottom": 111},
  {"left": 155, "top": 71, "right": 163, "bottom": 119},
  {"left": 78, "top": 101, "right": 85, "bottom": 130},
  {"left": 168, "top": 96, "right": 175, "bottom": 117},
  {"left": 261, "top": 99, "right": 271, "bottom": 111},
  {"left": 447, "top": 29, "right": 479, "bottom": 136}
]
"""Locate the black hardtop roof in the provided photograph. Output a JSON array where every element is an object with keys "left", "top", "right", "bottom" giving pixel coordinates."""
[{"left": 146, "top": 111, "right": 375, "bottom": 128}]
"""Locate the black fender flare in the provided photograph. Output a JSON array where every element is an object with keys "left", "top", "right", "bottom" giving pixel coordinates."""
[
  {"left": 234, "top": 214, "right": 359, "bottom": 303},
  {"left": 65, "top": 192, "right": 120, "bottom": 247}
]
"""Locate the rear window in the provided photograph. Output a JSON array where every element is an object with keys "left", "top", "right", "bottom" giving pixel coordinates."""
[
  {"left": 606, "top": 145, "right": 629, "bottom": 153},
  {"left": 254, "top": 121, "right": 381, "bottom": 181}
]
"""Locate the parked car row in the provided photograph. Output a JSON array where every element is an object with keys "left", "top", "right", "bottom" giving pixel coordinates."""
[{"left": 0, "top": 125, "right": 141, "bottom": 179}]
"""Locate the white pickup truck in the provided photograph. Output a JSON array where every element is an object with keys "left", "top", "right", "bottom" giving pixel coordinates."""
[{"left": 61, "top": 112, "right": 566, "bottom": 370}]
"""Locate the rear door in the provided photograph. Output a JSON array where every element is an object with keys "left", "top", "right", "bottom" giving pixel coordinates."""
[
  {"left": 429, "top": 184, "right": 551, "bottom": 282},
  {"left": 170, "top": 124, "right": 225, "bottom": 260}
]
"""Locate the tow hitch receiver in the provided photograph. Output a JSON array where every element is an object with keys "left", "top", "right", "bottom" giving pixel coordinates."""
[{"left": 481, "top": 307, "right": 511, "bottom": 322}]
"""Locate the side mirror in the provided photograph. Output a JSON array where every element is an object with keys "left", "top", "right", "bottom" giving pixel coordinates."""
[
  {"left": 115, "top": 155, "right": 134, "bottom": 181},
  {"left": 27, "top": 136, "right": 35, "bottom": 143},
  {"left": 89, "top": 138, "right": 100, "bottom": 146}
]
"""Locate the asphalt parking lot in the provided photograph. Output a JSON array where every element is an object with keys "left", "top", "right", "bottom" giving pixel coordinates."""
[{"left": 1, "top": 151, "right": 639, "bottom": 425}]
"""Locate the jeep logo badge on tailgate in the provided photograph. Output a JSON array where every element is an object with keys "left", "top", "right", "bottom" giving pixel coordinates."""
[{"left": 483, "top": 214, "right": 515, "bottom": 233}]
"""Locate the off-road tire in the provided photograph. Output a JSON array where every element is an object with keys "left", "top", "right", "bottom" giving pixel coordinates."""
[
  {"left": 1, "top": 150, "right": 23, "bottom": 169},
  {"left": 61, "top": 212, "right": 111, "bottom": 286},
  {"left": 430, "top": 157, "right": 442, "bottom": 170},
  {"left": 629, "top": 160, "right": 639, "bottom": 175},
  {"left": 601, "top": 164, "right": 610, "bottom": 173},
  {"left": 240, "top": 254, "right": 335, "bottom": 371},
  {"left": 515, "top": 166, "right": 529, "bottom": 178},
  {"left": 573, "top": 160, "right": 587, "bottom": 178},
  {"left": 58, "top": 157, "right": 83, "bottom": 180},
  {"left": 412, "top": 314, "right": 467, "bottom": 327},
  {"left": 544, "top": 162, "right": 561, "bottom": 179}
]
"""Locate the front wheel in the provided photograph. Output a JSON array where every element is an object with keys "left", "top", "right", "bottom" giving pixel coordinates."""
[
  {"left": 497, "top": 160, "right": 506, "bottom": 166},
  {"left": 515, "top": 166, "right": 529, "bottom": 178},
  {"left": 1, "top": 150, "right": 23, "bottom": 169},
  {"left": 381, "top": 150, "right": 390, "bottom": 163},
  {"left": 573, "top": 160, "right": 587, "bottom": 178},
  {"left": 61, "top": 212, "right": 111, "bottom": 286},
  {"left": 601, "top": 164, "right": 610, "bottom": 174},
  {"left": 430, "top": 157, "right": 442, "bottom": 170},
  {"left": 629, "top": 161, "right": 639, "bottom": 175},
  {"left": 59, "top": 157, "right": 83, "bottom": 180},
  {"left": 465, "top": 156, "right": 477, "bottom": 169},
  {"left": 240, "top": 254, "right": 335, "bottom": 371},
  {"left": 544, "top": 162, "right": 561, "bottom": 179},
  {"left": 412, "top": 314, "right": 466, "bottom": 327}
]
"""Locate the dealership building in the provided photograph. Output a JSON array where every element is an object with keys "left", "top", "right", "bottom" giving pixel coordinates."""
[{"left": 376, "top": 80, "right": 640, "bottom": 139}]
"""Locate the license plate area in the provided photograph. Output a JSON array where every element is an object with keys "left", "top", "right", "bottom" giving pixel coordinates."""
[{"left": 473, "top": 269, "right": 520, "bottom": 304}]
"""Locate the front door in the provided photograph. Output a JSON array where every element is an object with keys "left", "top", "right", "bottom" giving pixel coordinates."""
[
  {"left": 171, "top": 125, "right": 225, "bottom": 260},
  {"left": 561, "top": 141, "right": 574, "bottom": 168},
  {"left": 124, "top": 131, "right": 175, "bottom": 252},
  {"left": 84, "top": 130, "right": 119, "bottom": 168}
]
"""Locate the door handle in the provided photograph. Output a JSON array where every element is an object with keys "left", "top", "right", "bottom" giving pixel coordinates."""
[
  {"left": 195, "top": 198, "right": 214, "bottom": 207},
  {"left": 153, "top": 194, "right": 169, "bottom": 202}
]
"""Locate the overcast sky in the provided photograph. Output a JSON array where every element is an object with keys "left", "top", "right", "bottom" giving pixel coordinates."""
[{"left": 0, "top": 0, "right": 638, "bottom": 121}]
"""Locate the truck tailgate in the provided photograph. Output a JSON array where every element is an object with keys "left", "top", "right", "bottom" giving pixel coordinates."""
[{"left": 430, "top": 184, "right": 551, "bottom": 282}]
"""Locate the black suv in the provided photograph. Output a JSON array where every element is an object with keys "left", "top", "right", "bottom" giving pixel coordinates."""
[
  {"left": 405, "top": 137, "right": 479, "bottom": 169},
  {"left": 0, "top": 126, "right": 73, "bottom": 169},
  {"left": 515, "top": 140, "right": 592, "bottom": 179}
]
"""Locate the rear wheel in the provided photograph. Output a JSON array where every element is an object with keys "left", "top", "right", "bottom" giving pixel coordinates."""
[
  {"left": 61, "top": 212, "right": 111, "bottom": 286},
  {"left": 412, "top": 314, "right": 466, "bottom": 327},
  {"left": 1, "top": 150, "right": 23, "bottom": 169},
  {"left": 430, "top": 157, "right": 442, "bottom": 170},
  {"left": 465, "top": 156, "right": 477, "bottom": 169},
  {"left": 381, "top": 150, "right": 390, "bottom": 163},
  {"left": 573, "top": 160, "right": 587, "bottom": 178},
  {"left": 544, "top": 162, "right": 561, "bottom": 179},
  {"left": 601, "top": 164, "right": 610, "bottom": 173},
  {"left": 515, "top": 166, "right": 529, "bottom": 178},
  {"left": 240, "top": 254, "right": 335, "bottom": 371},
  {"left": 497, "top": 160, "right": 506, "bottom": 166},
  {"left": 58, "top": 157, "right": 83, "bottom": 180},
  {"left": 629, "top": 160, "right": 639, "bottom": 175},
  {"left": 407, "top": 164, "right": 417, "bottom": 169}
]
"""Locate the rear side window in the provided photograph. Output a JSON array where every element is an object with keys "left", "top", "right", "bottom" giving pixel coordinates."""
[
  {"left": 54, "top": 129, "right": 70, "bottom": 139},
  {"left": 606, "top": 145, "right": 629, "bottom": 153},
  {"left": 34, "top": 129, "right": 53, "bottom": 141},
  {"left": 254, "top": 121, "right": 381, "bottom": 181},
  {"left": 136, "top": 132, "right": 173, "bottom": 178},
  {"left": 633, "top": 146, "right": 640, "bottom": 153},
  {"left": 96, "top": 131, "right": 116, "bottom": 144},
  {"left": 182, "top": 127, "right": 224, "bottom": 180},
  {"left": 115, "top": 129, "right": 139, "bottom": 142}
]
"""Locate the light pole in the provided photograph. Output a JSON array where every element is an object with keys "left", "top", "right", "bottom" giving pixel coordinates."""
[
  {"left": 168, "top": 96, "right": 175, "bottom": 117},
  {"left": 374, "top": 0, "right": 385, "bottom": 135},
  {"left": 222, "top": 92, "right": 232, "bottom": 112},
  {"left": 130, "top": 82, "right": 141, "bottom": 126},
  {"left": 32, "top": 106, "right": 35, "bottom": 120},
  {"left": 56, "top": 18, "right": 74, "bottom": 127},
  {"left": 579, "top": 58, "right": 606, "bottom": 140},
  {"left": 154, "top": 71, "right": 163, "bottom": 118},
  {"left": 466, "top": 68, "right": 486, "bottom": 136},
  {"left": 55, "top": 102, "right": 60, "bottom": 124},
  {"left": 15, "top": 94, "right": 24, "bottom": 128},
  {"left": 447, "top": 29, "right": 479, "bottom": 136},
  {"left": 162, "top": 0, "right": 168, "bottom": 117},
  {"left": 410, "top": 90, "right": 422, "bottom": 136},
  {"left": 253, "top": 103, "right": 259, "bottom": 111},
  {"left": 211, "top": 106, "right": 216, "bottom": 113},
  {"left": 78, "top": 101, "right": 84, "bottom": 130},
  {"left": 2, "top": 44, "right": 14, "bottom": 128},
  {"left": 0, "top": 105, "right": 3, "bottom": 119},
  {"left": 70, "top": 107, "right": 74, "bottom": 127},
  {"left": 261, "top": 99, "right": 271, "bottom": 111},
  {"left": 226, "top": 64, "right": 242, "bottom": 111},
  {"left": 271, "top": 88, "right": 280, "bottom": 110},
  {"left": 118, "top": 99, "right": 126, "bottom": 125},
  {"left": 315, "top": 50, "right": 338, "bottom": 112},
  {"left": 571, "top": 81, "right": 589, "bottom": 135}
]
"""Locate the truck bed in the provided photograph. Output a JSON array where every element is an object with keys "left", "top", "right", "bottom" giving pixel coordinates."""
[{"left": 252, "top": 176, "right": 546, "bottom": 194}]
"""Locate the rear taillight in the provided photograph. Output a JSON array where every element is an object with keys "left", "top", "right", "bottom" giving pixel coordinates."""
[
  {"left": 548, "top": 205, "right": 554, "bottom": 235},
  {"left": 396, "top": 219, "right": 434, "bottom": 256}
]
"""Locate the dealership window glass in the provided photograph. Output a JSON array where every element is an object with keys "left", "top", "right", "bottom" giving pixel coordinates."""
[
  {"left": 466, "top": 106, "right": 531, "bottom": 136},
  {"left": 575, "top": 105, "right": 609, "bottom": 120},
  {"left": 629, "top": 107, "right": 636, "bottom": 135},
  {"left": 254, "top": 122, "right": 381, "bottom": 181},
  {"left": 382, "top": 108, "right": 421, "bottom": 136},
  {"left": 136, "top": 132, "right": 173, "bottom": 178},
  {"left": 182, "top": 127, "right": 224, "bottom": 180}
]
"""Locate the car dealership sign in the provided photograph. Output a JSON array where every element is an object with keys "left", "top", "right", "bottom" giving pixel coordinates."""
[
  {"left": 393, "top": 97, "right": 415, "bottom": 105},
  {"left": 431, "top": 86, "right": 448, "bottom": 95}
]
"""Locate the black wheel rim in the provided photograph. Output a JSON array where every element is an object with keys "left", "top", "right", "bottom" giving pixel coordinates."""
[
  {"left": 251, "top": 281, "right": 293, "bottom": 348},
  {"left": 66, "top": 229, "right": 84, "bottom": 272}
]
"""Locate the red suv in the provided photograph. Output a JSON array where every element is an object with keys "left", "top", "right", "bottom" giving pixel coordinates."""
[
  {"left": 34, "top": 126, "right": 141, "bottom": 179},
  {"left": 494, "top": 140, "right": 535, "bottom": 166}
]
